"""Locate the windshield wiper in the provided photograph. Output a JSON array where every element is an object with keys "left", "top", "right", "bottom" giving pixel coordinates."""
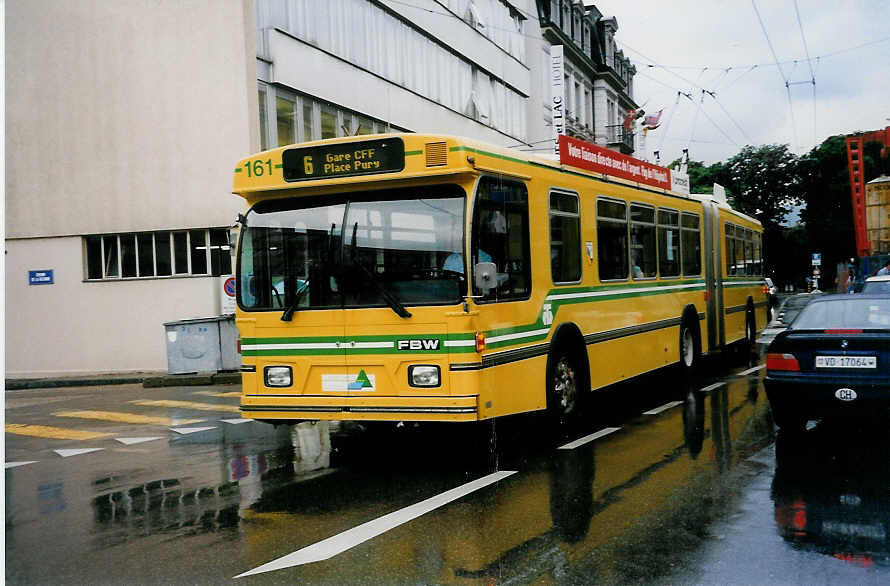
[
  {"left": 280, "top": 281, "right": 309, "bottom": 322},
  {"left": 281, "top": 223, "right": 337, "bottom": 322},
  {"left": 349, "top": 222, "right": 411, "bottom": 318}
]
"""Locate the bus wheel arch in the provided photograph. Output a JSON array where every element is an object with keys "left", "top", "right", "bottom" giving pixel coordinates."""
[
  {"left": 679, "top": 306, "right": 702, "bottom": 373},
  {"left": 545, "top": 323, "right": 590, "bottom": 422}
]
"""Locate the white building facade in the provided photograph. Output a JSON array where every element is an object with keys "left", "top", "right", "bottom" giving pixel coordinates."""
[{"left": 6, "top": 0, "right": 636, "bottom": 377}]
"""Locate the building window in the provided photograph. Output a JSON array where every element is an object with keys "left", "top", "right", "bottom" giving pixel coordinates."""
[
  {"left": 84, "top": 229, "right": 232, "bottom": 281},
  {"left": 550, "top": 191, "right": 581, "bottom": 283},
  {"left": 258, "top": 0, "right": 525, "bottom": 138},
  {"left": 259, "top": 86, "right": 398, "bottom": 149},
  {"left": 258, "top": 85, "right": 269, "bottom": 151},
  {"left": 597, "top": 198, "right": 628, "bottom": 281},
  {"left": 276, "top": 95, "right": 296, "bottom": 146}
]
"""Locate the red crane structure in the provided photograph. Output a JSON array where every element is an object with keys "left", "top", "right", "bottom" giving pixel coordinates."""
[{"left": 846, "top": 126, "right": 890, "bottom": 257}]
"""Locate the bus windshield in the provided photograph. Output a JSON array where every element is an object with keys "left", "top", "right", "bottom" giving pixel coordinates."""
[{"left": 238, "top": 185, "right": 466, "bottom": 313}]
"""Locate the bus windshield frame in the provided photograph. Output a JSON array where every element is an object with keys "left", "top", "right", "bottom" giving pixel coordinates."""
[{"left": 237, "top": 184, "right": 467, "bottom": 314}]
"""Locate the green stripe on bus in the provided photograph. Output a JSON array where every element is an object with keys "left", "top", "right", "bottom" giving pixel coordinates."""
[
  {"left": 241, "top": 280, "right": 752, "bottom": 357},
  {"left": 405, "top": 150, "right": 423, "bottom": 156}
]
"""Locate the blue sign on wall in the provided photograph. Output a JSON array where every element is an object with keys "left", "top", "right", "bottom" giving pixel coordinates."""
[{"left": 28, "top": 270, "right": 54, "bottom": 285}]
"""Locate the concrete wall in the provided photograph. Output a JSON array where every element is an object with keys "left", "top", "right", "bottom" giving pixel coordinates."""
[
  {"left": 5, "top": 0, "right": 256, "bottom": 237},
  {"left": 5, "top": 0, "right": 257, "bottom": 376},
  {"left": 267, "top": 30, "right": 520, "bottom": 146},
  {"left": 6, "top": 237, "right": 224, "bottom": 376}
]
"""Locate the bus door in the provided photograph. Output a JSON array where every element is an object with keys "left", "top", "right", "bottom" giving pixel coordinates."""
[
  {"left": 701, "top": 200, "right": 723, "bottom": 350},
  {"left": 470, "top": 175, "right": 537, "bottom": 417}
]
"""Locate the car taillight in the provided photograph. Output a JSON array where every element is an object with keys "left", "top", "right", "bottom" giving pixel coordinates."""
[
  {"left": 766, "top": 353, "right": 800, "bottom": 371},
  {"left": 761, "top": 284, "right": 770, "bottom": 294},
  {"left": 824, "top": 329, "right": 862, "bottom": 334}
]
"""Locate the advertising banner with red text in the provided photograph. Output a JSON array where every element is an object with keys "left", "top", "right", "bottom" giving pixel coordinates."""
[{"left": 558, "top": 135, "right": 672, "bottom": 191}]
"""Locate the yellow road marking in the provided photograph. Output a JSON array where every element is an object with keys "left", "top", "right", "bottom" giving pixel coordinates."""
[
  {"left": 129, "top": 399, "right": 241, "bottom": 413},
  {"left": 54, "top": 410, "right": 204, "bottom": 426},
  {"left": 5, "top": 423, "right": 111, "bottom": 441},
  {"left": 192, "top": 391, "right": 242, "bottom": 398}
]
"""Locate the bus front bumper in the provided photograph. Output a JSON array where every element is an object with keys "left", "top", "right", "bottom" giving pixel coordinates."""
[{"left": 240, "top": 394, "right": 480, "bottom": 422}]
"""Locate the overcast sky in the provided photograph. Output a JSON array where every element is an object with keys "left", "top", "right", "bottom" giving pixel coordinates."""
[{"left": 587, "top": 0, "right": 890, "bottom": 165}]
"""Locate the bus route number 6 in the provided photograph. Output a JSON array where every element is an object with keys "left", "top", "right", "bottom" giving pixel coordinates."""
[{"left": 303, "top": 156, "right": 313, "bottom": 175}]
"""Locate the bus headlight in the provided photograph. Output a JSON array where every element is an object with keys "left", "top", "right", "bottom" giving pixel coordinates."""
[
  {"left": 409, "top": 365, "right": 440, "bottom": 387},
  {"left": 264, "top": 366, "right": 293, "bottom": 387}
]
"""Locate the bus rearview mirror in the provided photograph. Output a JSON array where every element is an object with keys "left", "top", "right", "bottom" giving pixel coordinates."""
[{"left": 474, "top": 262, "right": 497, "bottom": 293}]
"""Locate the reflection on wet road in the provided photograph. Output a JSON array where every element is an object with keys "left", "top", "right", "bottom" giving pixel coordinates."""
[{"left": 6, "top": 363, "right": 890, "bottom": 584}]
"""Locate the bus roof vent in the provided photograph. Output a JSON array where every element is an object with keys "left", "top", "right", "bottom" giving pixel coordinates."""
[{"left": 425, "top": 142, "right": 447, "bottom": 167}]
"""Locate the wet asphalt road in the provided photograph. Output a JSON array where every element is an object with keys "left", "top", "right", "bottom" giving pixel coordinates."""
[{"left": 6, "top": 355, "right": 890, "bottom": 585}]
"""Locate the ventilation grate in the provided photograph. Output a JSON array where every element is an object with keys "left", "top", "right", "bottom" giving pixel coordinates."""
[{"left": 425, "top": 142, "right": 447, "bottom": 167}]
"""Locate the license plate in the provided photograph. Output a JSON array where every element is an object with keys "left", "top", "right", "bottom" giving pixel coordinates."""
[{"left": 816, "top": 355, "right": 876, "bottom": 369}]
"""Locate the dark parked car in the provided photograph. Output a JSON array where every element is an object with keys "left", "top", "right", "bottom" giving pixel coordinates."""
[
  {"left": 755, "top": 292, "right": 822, "bottom": 351},
  {"left": 764, "top": 294, "right": 890, "bottom": 430}
]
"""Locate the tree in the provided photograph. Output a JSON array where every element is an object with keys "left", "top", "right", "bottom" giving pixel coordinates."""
[
  {"left": 722, "top": 144, "right": 802, "bottom": 231},
  {"left": 798, "top": 136, "right": 856, "bottom": 289}
]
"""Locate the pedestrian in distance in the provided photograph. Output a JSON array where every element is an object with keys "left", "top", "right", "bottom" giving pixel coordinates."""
[{"left": 878, "top": 259, "right": 890, "bottom": 276}]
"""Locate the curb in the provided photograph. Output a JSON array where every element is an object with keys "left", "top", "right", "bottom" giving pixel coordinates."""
[{"left": 6, "top": 372, "right": 241, "bottom": 391}]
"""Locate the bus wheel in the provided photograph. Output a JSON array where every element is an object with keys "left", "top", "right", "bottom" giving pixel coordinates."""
[
  {"left": 547, "top": 350, "right": 580, "bottom": 423},
  {"left": 679, "top": 318, "right": 699, "bottom": 374}
]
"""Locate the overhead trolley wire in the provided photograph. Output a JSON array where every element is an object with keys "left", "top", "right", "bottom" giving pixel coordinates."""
[
  {"left": 793, "top": 0, "right": 818, "bottom": 148},
  {"left": 752, "top": 0, "right": 798, "bottom": 151}
]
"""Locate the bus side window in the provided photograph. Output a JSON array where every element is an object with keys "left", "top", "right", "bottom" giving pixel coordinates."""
[
  {"left": 681, "top": 212, "right": 701, "bottom": 276},
  {"left": 471, "top": 176, "right": 531, "bottom": 302},
  {"left": 550, "top": 190, "right": 581, "bottom": 284},
  {"left": 658, "top": 208, "right": 680, "bottom": 278},
  {"left": 596, "top": 198, "right": 629, "bottom": 281},
  {"left": 630, "top": 203, "right": 657, "bottom": 279},
  {"left": 725, "top": 223, "right": 736, "bottom": 275}
]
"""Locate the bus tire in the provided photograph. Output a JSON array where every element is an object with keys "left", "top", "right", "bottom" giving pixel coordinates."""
[
  {"left": 546, "top": 345, "right": 584, "bottom": 426},
  {"left": 679, "top": 314, "right": 700, "bottom": 375}
]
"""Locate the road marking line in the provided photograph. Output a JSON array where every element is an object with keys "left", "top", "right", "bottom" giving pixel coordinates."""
[
  {"left": 54, "top": 410, "right": 204, "bottom": 426},
  {"left": 5, "top": 461, "right": 38, "bottom": 469},
  {"left": 115, "top": 437, "right": 164, "bottom": 445},
  {"left": 234, "top": 470, "right": 517, "bottom": 578},
  {"left": 170, "top": 426, "right": 217, "bottom": 435},
  {"left": 130, "top": 399, "right": 240, "bottom": 413},
  {"left": 54, "top": 448, "right": 104, "bottom": 458},
  {"left": 643, "top": 401, "right": 683, "bottom": 415},
  {"left": 221, "top": 418, "right": 252, "bottom": 425},
  {"left": 739, "top": 365, "right": 765, "bottom": 376},
  {"left": 192, "top": 391, "right": 242, "bottom": 398},
  {"left": 5, "top": 423, "right": 111, "bottom": 441},
  {"left": 699, "top": 382, "right": 727, "bottom": 393},
  {"left": 558, "top": 427, "right": 621, "bottom": 450}
]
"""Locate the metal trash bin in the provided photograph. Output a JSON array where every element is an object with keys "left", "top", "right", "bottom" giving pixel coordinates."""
[{"left": 163, "top": 316, "right": 239, "bottom": 374}]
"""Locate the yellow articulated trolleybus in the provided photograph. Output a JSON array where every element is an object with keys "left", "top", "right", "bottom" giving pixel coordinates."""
[{"left": 232, "top": 133, "right": 767, "bottom": 425}]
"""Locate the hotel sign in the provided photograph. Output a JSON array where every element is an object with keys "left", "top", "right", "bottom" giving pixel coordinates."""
[{"left": 550, "top": 45, "right": 565, "bottom": 157}]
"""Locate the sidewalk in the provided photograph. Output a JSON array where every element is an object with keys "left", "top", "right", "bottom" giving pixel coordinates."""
[{"left": 5, "top": 371, "right": 242, "bottom": 391}]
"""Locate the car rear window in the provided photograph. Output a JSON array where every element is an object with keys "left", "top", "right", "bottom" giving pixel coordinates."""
[
  {"left": 793, "top": 297, "right": 890, "bottom": 329},
  {"left": 862, "top": 280, "right": 890, "bottom": 293}
]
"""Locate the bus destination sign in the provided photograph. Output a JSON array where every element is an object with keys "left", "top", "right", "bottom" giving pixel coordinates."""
[{"left": 282, "top": 138, "right": 405, "bottom": 182}]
